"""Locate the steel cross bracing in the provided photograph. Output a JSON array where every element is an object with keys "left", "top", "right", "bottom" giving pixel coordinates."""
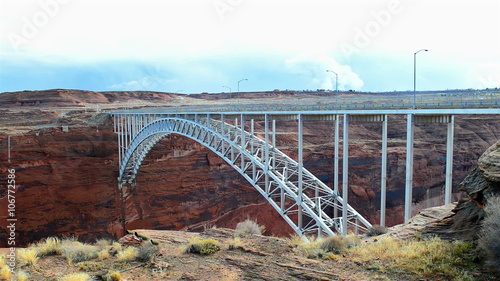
[{"left": 114, "top": 114, "right": 372, "bottom": 237}]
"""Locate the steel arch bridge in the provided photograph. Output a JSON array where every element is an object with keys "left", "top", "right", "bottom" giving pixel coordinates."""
[
  {"left": 113, "top": 113, "right": 372, "bottom": 237},
  {"left": 111, "top": 108, "right": 499, "bottom": 238}
]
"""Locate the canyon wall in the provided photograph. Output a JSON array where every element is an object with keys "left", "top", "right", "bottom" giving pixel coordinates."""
[{"left": 1, "top": 112, "right": 499, "bottom": 246}]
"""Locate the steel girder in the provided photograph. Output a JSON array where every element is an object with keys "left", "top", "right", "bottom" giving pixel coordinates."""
[{"left": 118, "top": 117, "right": 372, "bottom": 237}]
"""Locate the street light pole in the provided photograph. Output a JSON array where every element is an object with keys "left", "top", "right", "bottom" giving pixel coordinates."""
[
  {"left": 326, "top": 70, "right": 338, "bottom": 92},
  {"left": 223, "top": 86, "right": 232, "bottom": 100},
  {"left": 237, "top": 79, "right": 248, "bottom": 108},
  {"left": 413, "top": 49, "right": 428, "bottom": 109}
]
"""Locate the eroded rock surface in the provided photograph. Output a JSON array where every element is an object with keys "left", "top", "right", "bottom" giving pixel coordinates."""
[{"left": 452, "top": 140, "right": 500, "bottom": 240}]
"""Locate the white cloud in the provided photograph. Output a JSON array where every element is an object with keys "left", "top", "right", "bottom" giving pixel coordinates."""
[
  {"left": 469, "top": 62, "right": 500, "bottom": 89},
  {"left": 109, "top": 76, "right": 176, "bottom": 91},
  {"left": 285, "top": 54, "right": 364, "bottom": 90}
]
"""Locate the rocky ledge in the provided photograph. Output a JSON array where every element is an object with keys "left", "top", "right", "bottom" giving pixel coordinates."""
[{"left": 452, "top": 140, "right": 500, "bottom": 240}]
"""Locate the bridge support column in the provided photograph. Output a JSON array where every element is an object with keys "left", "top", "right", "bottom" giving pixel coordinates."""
[
  {"left": 114, "top": 116, "right": 120, "bottom": 165},
  {"left": 272, "top": 120, "right": 276, "bottom": 167},
  {"left": 265, "top": 114, "right": 270, "bottom": 194},
  {"left": 445, "top": 115, "right": 455, "bottom": 204},
  {"left": 122, "top": 115, "right": 126, "bottom": 165},
  {"left": 127, "top": 115, "right": 132, "bottom": 146},
  {"left": 241, "top": 114, "right": 245, "bottom": 170},
  {"left": 334, "top": 115, "right": 340, "bottom": 218},
  {"left": 405, "top": 114, "right": 415, "bottom": 223},
  {"left": 381, "top": 114, "right": 388, "bottom": 226},
  {"left": 298, "top": 114, "right": 304, "bottom": 232},
  {"left": 221, "top": 114, "right": 226, "bottom": 153},
  {"left": 230, "top": 114, "right": 235, "bottom": 161},
  {"left": 342, "top": 114, "right": 349, "bottom": 236},
  {"left": 251, "top": 119, "right": 256, "bottom": 180}
]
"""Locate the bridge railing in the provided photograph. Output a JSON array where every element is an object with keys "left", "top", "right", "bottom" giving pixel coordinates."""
[{"left": 153, "top": 91, "right": 499, "bottom": 113}]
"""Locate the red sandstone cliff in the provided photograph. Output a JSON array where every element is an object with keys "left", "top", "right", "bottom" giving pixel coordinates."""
[{"left": 0, "top": 90, "right": 499, "bottom": 246}]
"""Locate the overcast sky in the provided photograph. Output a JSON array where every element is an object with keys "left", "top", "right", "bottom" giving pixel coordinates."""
[{"left": 1, "top": 0, "right": 499, "bottom": 94}]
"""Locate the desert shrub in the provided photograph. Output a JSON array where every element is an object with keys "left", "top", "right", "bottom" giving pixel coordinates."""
[
  {"left": 319, "top": 236, "right": 345, "bottom": 254},
  {"left": 117, "top": 247, "right": 138, "bottom": 261},
  {"left": 33, "top": 237, "right": 62, "bottom": 257},
  {"left": 348, "top": 236, "right": 399, "bottom": 261},
  {"left": 98, "top": 249, "right": 110, "bottom": 260},
  {"left": 60, "top": 272, "right": 91, "bottom": 281},
  {"left": 16, "top": 270, "right": 29, "bottom": 281},
  {"left": 301, "top": 244, "right": 328, "bottom": 259},
  {"left": 235, "top": 218, "right": 264, "bottom": 237},
  {"left": 478, "top": 196, "right": 500, "bottom": 270},
  {"left": 347, "top": 236, "right": 476, "bottom": 280},
  {"left": 16, "top": 248, "right": 38, "bottom": 266},
  {"left": 136, "top": 243, "right": 158, "bottom": 262},
  {"left": 0, "top": 265, "right": 11, "bottom": 280},
  {"left": 227, "top": 238, "right": 244, "bottom": 250},
  {"left": 365, "top": 225, "right": 388, "bottom": 237},
  {"left": 78, "top": 261, "right": 106, "bottom": 272},
  {"left": 61, "top": 236, "right": 79, "bottom": 245},
  {"left": 61, "top": 241, "right": 99, "bottom": 264},
  {"left": 297, "top": 234, "right": 360, "bottom": 258},
  {"left": 109, "top": 242, "right": 122, "bottom": 256},
  {"left": 287, "top": 235, "right": 305, "bottom": 248},
  {"left": 185, "top": 238, "right": 220, "bottom": 255},
  {"left": 105, "top": 271, "right": 123, "bottom": 281},
  {"left": 95, "top": 239, "right": 114, "bottom": 250},
  {"left": 111, "top": 242, "right": 122, "bottom": 251}
]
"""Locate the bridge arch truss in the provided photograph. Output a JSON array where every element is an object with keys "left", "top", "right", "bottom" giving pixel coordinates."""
[{"left": 112, "top": 113, "right": 374, "bottom": 237}]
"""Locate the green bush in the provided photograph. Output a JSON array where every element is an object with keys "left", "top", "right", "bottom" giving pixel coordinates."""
[
  {"left": 478, "top": 196, "right": 500, "bottom": 270},
  {"left": 185, "top": 238, "right": 220, "bottom": 255}
]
